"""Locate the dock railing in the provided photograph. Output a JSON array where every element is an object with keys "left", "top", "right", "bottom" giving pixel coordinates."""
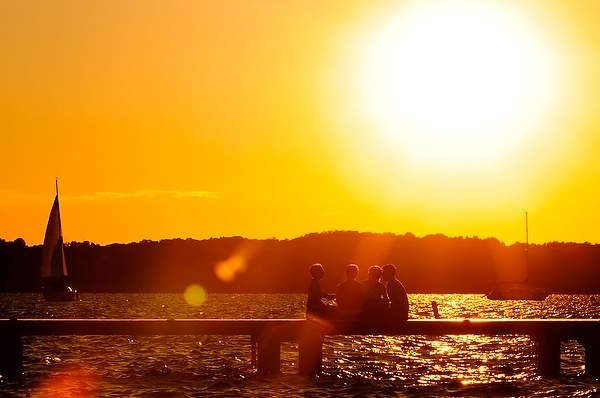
[{"left": 1, "top": 318, "right": 599, "bottom": 377}]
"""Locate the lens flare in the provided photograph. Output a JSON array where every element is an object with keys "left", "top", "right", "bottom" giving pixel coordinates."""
[
  {"left": 214, "top": 240, "right": 263, "bottom": 283},
  {"left": 215, "top": 255, "right": 246, "bottom": 282},
  {"left": 32, "top": 365, "right": 100, "bottom": 397},
  {"left": 184, "top": 284, "right": 207, "bottom": 306}
]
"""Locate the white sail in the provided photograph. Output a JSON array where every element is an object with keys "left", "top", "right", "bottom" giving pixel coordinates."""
[{"left": 41, "top": 195, "right": 68, "bottom": 278}]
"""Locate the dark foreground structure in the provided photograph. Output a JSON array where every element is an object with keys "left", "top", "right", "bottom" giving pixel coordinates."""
[{"left": 1, "top": 318, "right": 600, "bottom": 377}]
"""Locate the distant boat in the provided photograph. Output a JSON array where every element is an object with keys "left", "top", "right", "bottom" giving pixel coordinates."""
[
  {"left": 486, "top": 278, "right": 549, "bottom": 301},
  {"left": 486, "top": 212, "right": 548, "bottom": 301},
  {"left": 486, "top": 290, "right": 548, "bottom": 300},
  {"left": 40, "top": 181, "right": 78, "bottom": 301}
]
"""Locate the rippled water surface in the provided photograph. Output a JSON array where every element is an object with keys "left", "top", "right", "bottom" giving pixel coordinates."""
[{"left": 1, "top": 293, "right": 599, "bottom": 397}]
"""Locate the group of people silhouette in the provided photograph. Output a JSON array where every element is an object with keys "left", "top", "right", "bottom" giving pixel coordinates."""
[{"left": 306, "top": 263, "right": 409, "bottom": 322}]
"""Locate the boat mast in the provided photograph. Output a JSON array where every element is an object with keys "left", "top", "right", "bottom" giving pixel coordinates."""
[
  {"left": 525, "top": 210, "right": 529, "bottom": 246},
  {"left": 524, "top": 210, "right": 530, "bottom": 285},
  {"left": 54, "top": 177, "right": 63, "bottom": 244}
]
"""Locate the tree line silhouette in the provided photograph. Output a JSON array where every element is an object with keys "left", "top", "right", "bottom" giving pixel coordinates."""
[{"left": 1, "top": 231, "right": 599, "bottom": 294}]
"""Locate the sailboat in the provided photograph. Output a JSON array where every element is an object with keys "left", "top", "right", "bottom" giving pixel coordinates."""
[
  {"left": 486, "top": 211, "right": 548, "bottom": 301},
  {"left": 40, "top": 180, "right": 78, "bottom": 301},
  {"left": 485, "top": 278, "right": 548, "bottom": 300}
]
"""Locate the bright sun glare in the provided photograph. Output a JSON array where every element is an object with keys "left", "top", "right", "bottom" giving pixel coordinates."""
[{"left": 352, "top": 0, "right": 559, "bottom": 169}]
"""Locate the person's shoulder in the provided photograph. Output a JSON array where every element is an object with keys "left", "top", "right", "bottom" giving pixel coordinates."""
[
  {"left": 392, "top": 279, "right": 407, "bottom": 292},
  {"left": 395, "top": 279, "right": 406, "bottom": 288},
  {"left": 350, "top": 280, "right": 362, "bottom": 288},
  {"left": 388, "top": 279, "right": 402, "bottom": 288}
]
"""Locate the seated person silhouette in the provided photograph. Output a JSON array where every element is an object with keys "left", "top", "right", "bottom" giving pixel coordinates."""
[
  {"left": 306, "top": 263, "right": 337, "bottom": 320},
  {"left": 382, "top": 264, "right": 409, "bottom": 321},
  {"left": 336, "top": 264, "right": 365, "bottom": 320},
  {"left": 360, "top": 265, "right": 389, "bottom": 320}
]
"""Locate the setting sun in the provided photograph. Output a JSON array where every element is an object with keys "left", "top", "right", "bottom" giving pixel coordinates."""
[
  {"left": 353, "top": 0, "right": 559, "bottom": 168},
  {"left": 317, "top": 0, "right": 596, "bottom": 240}
]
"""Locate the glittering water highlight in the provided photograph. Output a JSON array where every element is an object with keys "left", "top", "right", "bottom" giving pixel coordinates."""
[{"left": 1, "top": 293, "right": 599, "bottom": 397}]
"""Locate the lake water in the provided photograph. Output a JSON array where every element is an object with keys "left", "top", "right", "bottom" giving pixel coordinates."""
[{"left": 1, "top": 293, "right": 599, "bottom": 397}]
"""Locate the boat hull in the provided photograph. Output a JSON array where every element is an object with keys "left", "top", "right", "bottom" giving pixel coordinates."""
[
  {"left": 486, "top": 290, "right": 548, "bottom": 300},
  {"left": 43, "top": 290, "right": 78, "bottom": 302}
]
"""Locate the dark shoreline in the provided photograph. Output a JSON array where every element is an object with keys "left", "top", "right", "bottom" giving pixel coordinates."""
[{"left": 2, "top": 231, "right": 600, "bottom": 294}]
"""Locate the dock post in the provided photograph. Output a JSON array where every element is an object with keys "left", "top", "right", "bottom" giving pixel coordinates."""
[
  {"left": 256, "top": 332, "right": 281, "bottom": 375},
  {"left": 250, "top": 335, "right": 257, "bottom": 369},
  {"left": 431, "top": 301, "right": 440, "bottom": 319},
  {"left": 0, "top": 318, "right": 23, "bottom": 376},
  {"left": 535, "top": 336, "right": 561, "bottom": 376},
  {"left": 298, "top": 322, "right": 325, "bottom": 376},
  {"left": 582, "top": 339, "right": 600, "bottom": 377}
]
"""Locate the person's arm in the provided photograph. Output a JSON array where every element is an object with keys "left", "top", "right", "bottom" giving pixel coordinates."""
[
  {"left": 335, "top": 284, "right": 343, "bottom": 308},
  {"left": 307, "top": 280, "right": 320, "bottom": 302},
  {"left": 398, "top": 282, "right": 409, "bottom": 320},
  {"left": 379, "top": 283, "right": 389, "bottom": 301}
]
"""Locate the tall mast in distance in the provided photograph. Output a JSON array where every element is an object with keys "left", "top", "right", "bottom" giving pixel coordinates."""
[
  {"left": 524, "top": 210, "right": 530, "bottom": 283},
  {"left": 525, "top": 210, "right": 529, "bottom": 246}
]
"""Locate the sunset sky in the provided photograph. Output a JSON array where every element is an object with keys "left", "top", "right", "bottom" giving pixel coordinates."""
[{"left": 2, "top": 0, "right": 600, "bottom": 246}]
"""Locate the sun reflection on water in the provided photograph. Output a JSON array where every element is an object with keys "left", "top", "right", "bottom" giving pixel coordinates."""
[
  {"left": 318, "top": 293, "right": 582, "bottom": 385},
  {"left": 2, "top": 293, "right": 599, "bottom": 396}
]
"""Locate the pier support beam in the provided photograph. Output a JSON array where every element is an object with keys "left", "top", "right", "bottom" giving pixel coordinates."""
[
  {"left": 298, "top": 324, "right": 325, "bottom": 376},
  {"left": 250, "top": 336, "right": 257, "bottom": 369},
  {"left": 256, "top": 334, "right": 281, "bottom": 375},
  {"left": 535, "top": 337, "right": 561, "bottom": 376},
  {"left": 583, "top": 339, "right": 600, "bottom": 377},
  {"left": 0, "top": 318, "right": 23, "bottom": 377}
]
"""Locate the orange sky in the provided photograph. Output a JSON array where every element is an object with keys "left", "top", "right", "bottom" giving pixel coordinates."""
[{"left": 2, "top": 0, "right": 600, "bottom": 246}]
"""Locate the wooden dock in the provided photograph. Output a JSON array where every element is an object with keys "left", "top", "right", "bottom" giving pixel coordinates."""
[{"left": 1, "top": 318, "right": 599, "bottom": 377}]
